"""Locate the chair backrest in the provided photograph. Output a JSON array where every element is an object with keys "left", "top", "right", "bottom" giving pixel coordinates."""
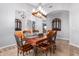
[
  {"left": 14, "top": 35, "right": 23, "bottom": 48},
  {"left": 47, "top": 30, "right": 53, "bottom": 39},
  {"left": 47, "top": 30, "right": 57, "bottom": 42},
  {"left": 53, "top": 31, "right": 57, "bottom": 41},
  {"left": 15, "top": 31, "right": 26, "bottom": 39}
]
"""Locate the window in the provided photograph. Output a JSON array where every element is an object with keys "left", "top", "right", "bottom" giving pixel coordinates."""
[
  {"left": 15, "top": 19, "right": 22, "bottom": 31},
  {"left": 52, "top": 18, "right": 61, "bottom": 31}
]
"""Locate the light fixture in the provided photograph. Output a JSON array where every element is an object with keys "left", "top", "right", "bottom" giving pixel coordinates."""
[{"left": 32, "top": 4, "right": 47, "bottom": 19}]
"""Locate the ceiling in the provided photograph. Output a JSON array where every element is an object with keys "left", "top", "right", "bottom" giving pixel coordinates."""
[
  {"left": 27, "top": 3, "right": 54, "bottom": 14},
  {"left": 28, "top": 3, "right": 53, "bottom": 8},
  {"left": 47, "top": 10, "right": 69, "bottom": 18},
  {"left": 27, "top": 3, "right": 70, "bottom": 15}
]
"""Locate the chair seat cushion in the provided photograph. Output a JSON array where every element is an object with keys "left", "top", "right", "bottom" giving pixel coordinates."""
[
  {"left": 38, "top": 43, "right": 50, "bottom": 50},
  {"left": 20, "top": 44, "right": 33, "bottom": 51}
]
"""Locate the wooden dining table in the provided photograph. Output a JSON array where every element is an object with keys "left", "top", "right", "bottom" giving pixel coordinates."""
[
  {"left": 24, "top": 30, "right": 57, "bottom": 56},
  {"left": 26, "top": 35, "right": 47, "bottom": 56}
]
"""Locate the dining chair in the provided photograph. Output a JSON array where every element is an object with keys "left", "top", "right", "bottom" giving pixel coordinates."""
[
  {"left": 37, "top": 40, "right": 50, "bottom": 56},
  {"left": 37, "top": 30, "right": 57, "bottom": 56},
  {"left": 36, "top": 35, "right": 51, "bottom": 56},
  {"left": 14, "top": 32, "right": 33, "bottom": 56},
  {"left": 47, "top": 30, "right": 57, "bottom": 53},
  {"left": 53, "top": 31, "right": 57, "bottom": 53}
]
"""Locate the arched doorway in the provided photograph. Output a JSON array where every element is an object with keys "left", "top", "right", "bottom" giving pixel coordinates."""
[{"left": 47, "top": 10, "right": 69, "bottom": 40}]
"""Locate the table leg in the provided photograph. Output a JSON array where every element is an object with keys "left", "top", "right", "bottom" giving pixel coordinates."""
[
  {"left": 50, "top": 42, "right": 52, "bottom": 56},
  {"left": 33, "top": 46, "right": 37, "bottom": 56}
]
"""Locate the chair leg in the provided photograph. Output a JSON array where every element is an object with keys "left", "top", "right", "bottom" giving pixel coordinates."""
[
  {"left": 50, "top": 47, "right": 52, "bottom": 56},
  {"left": 17, "top": 49, "right": 19, "bottom": 56},
  {"left": 53, "top": 45, "right": 56, "bottom": 54}
]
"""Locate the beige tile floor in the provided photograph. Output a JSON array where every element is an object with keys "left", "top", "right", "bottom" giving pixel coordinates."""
[
  {"left": 70, "top": 45, "right": 79, "bottom": 56},
  {"left": 0, "top": 39, "right": 78, "bottom": 56}
]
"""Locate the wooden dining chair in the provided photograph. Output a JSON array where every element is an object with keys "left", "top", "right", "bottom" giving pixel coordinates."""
[
  {"left": 37, "top": 30, "right": 57, "bottom": 56},
  {"left": 14, "top": 32, "right": 33, "bottom": 56},
  {"left": 47, "top": 30, "right": 57, "bottom": 53},
  {"left": 36, "top": 38, "right": 50, "bottom": 56},
  {"left": 36, "top": 34, "right": 52, "bottom": 56}
]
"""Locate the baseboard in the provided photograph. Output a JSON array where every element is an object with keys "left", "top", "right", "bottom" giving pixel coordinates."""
[
  {"left": 56, "top": 37, "right": 69, "bottom": 40},
  {"left": 0, "top": 44, "right": 16, "bottom": 50},
  {"left": 69, "top": 43, "right": 79, "bottom": 48}
]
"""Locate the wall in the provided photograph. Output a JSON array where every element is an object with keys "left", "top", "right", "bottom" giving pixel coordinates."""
[
  {"left": 47, "top": 10, "right": 69, "bottom": 40},
  {"left": 0, "top": 3, "right": 33, "bottom": 48},
  {"left": 70, "top": 4, "right": 79, "bottom": 47}
]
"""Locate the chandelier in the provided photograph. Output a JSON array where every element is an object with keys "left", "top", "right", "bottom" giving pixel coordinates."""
[{"left": 32, "top": 6, "right": 47, "bottom": 19}]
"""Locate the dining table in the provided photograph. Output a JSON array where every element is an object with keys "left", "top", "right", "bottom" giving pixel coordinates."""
[
  {"left": 24, "top": 30, "right": 57, "bottom": 56},
  {"left": 26, "top": 35, "right": 47, "bottom": 56}
]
